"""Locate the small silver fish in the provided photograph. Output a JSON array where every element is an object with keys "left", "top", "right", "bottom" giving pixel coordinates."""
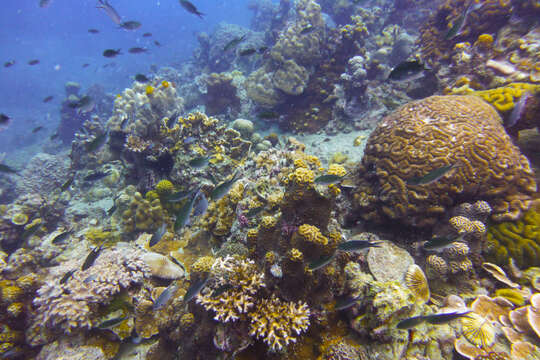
[
  {"left": 153, "top": 283, "right": 178, "bottom": 310},
  {"left": 507, "top": 92, "right": 531, "bottom": 128}
]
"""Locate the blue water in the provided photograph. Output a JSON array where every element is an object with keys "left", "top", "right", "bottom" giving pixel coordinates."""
[{"left": 0, "top": 0, "right": 254, "bottom": 153}]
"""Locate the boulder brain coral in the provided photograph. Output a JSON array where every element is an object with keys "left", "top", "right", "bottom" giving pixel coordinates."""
[{"left": 354, "top": 95, "right": 537, "bottom": 227}]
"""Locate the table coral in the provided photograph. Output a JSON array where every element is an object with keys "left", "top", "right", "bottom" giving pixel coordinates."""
[{"left": 353, "top": 95, "right": 537, "bottom": 227}]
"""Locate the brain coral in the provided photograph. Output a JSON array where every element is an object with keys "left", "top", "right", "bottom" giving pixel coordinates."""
[{"left": 354, "top": 95, "right": 537, "bottom": 227}]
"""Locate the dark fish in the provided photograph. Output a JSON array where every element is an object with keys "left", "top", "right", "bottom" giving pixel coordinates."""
[
  {"left": 188, "top": 156, "right": 209, "bottom": 169},
  {"left": 168, "top": 255, "right": 186, "bottom": 272},
  {"left": 81, "top": 244, "right": 103, "bottom": 271},
  {"left": 119, "top": 21, "right": 142, "bottom": 30},
  {"left": 224, "top": 35, "right": 246, "bottom": 52},
  {"left": 128, "top": 47, "right": 148, "bottom": 54},
  {"left": 211, "top": 284, "right": 233, "bottom": 298},
  {"left": 4, "top": 60, "right": 15, "bottom": 68},
  {"left": 334, "top": 294, "right": 362, "bottom": 311},
  {"left": 98, "top": 315, "right": 127, "bottom": 329},
  {"left": 32, "top": 126, "right": 44, "bottom": 133},
  {"left": 28, "top": 59, "right": 40, "bottom": 65},
  {"left": 424, "top": 311, "right": 471, "bottom": 325},
  {"left": 88, "top": 28, "right": 100, "bottom": 34},
  {"left": 135, "top": 74, "right": 149, "bottom": 82},
  {"left": 396, "top": 315, "right": 427, "bottom": 329},
  {"left": 507, "top": 92, "right": 531, "bottom": 128},
  {"left": 246, "top": 206, "right": 264, "bottom": 217},
  {"left": 388, "top": 60, "right": 428, "bottom": 82},
  {"left": 86, "top": 131, "right": 108, "bottom": 152},
  {"left": 210, "top": 172, "right": 240, "bottom": 201},
  {"left": 166, "top": 189, "right": 192, "bottom": 203},
  {"left": 43, "top": 95, "right": 54, "bottom": 103},
  {"left": 192, "top": 192, "right": 208, "bottom": 217},
  {"left": 308, "top": 253, "right": 336, "bottom": 271},
  {"left": 60, "top": 175, "right": 75, "bottom": 192},
  {"left": 21, "top": 221, "right": 41, "bottom": 239},
  {"left": 0, "top": 164, "right": 18, "bottom": 174},
  {"left": 406, "top": 163, "right": 459, "bottom": 186},
  {"left": 72, "top": 95, "right": 95, "bottom": 114},
  {"left": 314, "top": 174, "right": 344, "bottom": 185},
  {"left": 179, "top": 0, "right": 204, "bottom": 18},
  {"left": 153, "top": 283, "right": 178, "bottom": 310},
  {"left": 50, "top": 132, "right": 59, "bottom": 140},
  {"left": 82, "top": 63, "right": 90, "bottom": 68},
  {"left": 51, "top": 230, "right": 72, "bottom": 244},
  {"left": 0, "top": 113, "right": 11, "bottom": 126},
  {"left": 149, "top": 223, "right": 167, "bottom": 247},
  {"left": 239, "top": 48, "right": 257, "bottom": 56},
  {"left": 107, "top": 203, "right": 117, "bottom": 216},
  {"left": 300, "top": 25, "right": 315, "bottom": 35},
  {"left": 445, "top": 1, "right": 483, "bottom": 40},
  {"left": 84, "top": 170, "right": 111, "bottom": 182},
  {"left": 174, "top": 190, "right": 199, "bottom": 231},
  {"left": 97, "top": 0, "right": 122, "bottom": 25},
  {"left": 60, "top": 269, "right": 76, "bottom": 284},
  {"left": 256, "top": 111, "right": 279, "bottom": 119},
  {"left": 165, "top": 111, "right": 179, "bottom": 128},
  {"left": 423, "top": 235, "right": 463, "bottom": 251},
  {"left": 103, "top": 49, "right": 121, "bottom": 58},
  {"left": 183, "top": 277, "right": 208, "bottom": 302},
  {"left": 142, "top": 32, "right": 152, "bottom": 37},
  {"left": 154, "top": 40, "right": 162, "bottom": 47},
  {"left": 258, "top": 46, "right": 269, "bottom": 54},
  {"left": 337, "top": 240, "right": 381, "bottom": 252},
  {"left": 39, "top": 0, "right": 52, "bottom": 8}
]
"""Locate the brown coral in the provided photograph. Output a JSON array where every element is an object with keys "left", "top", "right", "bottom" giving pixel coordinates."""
[{"left": 353, "top": 95, "right": 537, "bottom": 227}]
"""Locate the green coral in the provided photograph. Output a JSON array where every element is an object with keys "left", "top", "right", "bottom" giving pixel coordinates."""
[
  {"left": 155, "top": 180, "right": 174, "bottom": 196},
  {"left": 486, "top": 203, "right": 540, "bottom": 268}
]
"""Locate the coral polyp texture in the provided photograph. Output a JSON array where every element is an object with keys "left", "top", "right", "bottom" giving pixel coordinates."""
[{"left": 353, "top": 95, "right": 537, "bottom": 227}]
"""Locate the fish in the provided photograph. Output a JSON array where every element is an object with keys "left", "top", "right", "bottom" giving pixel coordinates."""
[
  {"left": 43, "top": 95, "right": 54, "bottom": 103},
  {"left": 423, "top": 235, "right": 463, "bottom": 251},
  {"left": 32, "top": 126, "right": 44, "bottom": 134},
  {"left": 337, "top": 240, "right": 381, "bottom": 252},
  {"left": 424, "top": 311, "right": 471, "bottom": 325},
  {"left": 154, "top": 40, "right": 162, "bottom": 47},
  {"left": 239, "top": 48, "right": 257, "bottom": 56},
  {"left": 314, "top": 174, "right": 344, "bottom": 185},
  {"left": 224, "top": 35, "right": 247, "bottom": 52},
  {"left": 153, "top": 283, "right": 178, "bottom": 310},
  {"left": 60, "top": 175, "right": 75, "bottom": 192},
  {"left": 119, "top": 21, "right": 142, "bottom": 30},
  {"left": 308, "top": 253, "right": 336, "bottom": 271},
  {"left": 300, "top": 25, "right": 315, "bottom": 35},
  {"left": 165, "top": 189, "right": 192, "bottom": 203},
  {"left": 107, "top": 203, "right": 117, "bottom": 216},
  {"left": 81, "top": 244, "right": 103, "bottom": 271},
  {"left": 388, "top": 60, "right": 428, "bottom": 82},
  {"left": 445, "top": 1, "right": 483, "bottom": 40},
  {"left": 143, "top": 32, "right": 152, "bottom": 37},
  {"left": 396, "top": 315, "right": 427, "bottom": 329},
  {"left": 0, "top": 164, "right": 18, "bottom": 174},
  {"left": 51, "top": 229, "right": 72, "bottom": 244},
  {"left": 88, "top": 28, "right": 100, "bottom": 34},
  {"left": 168, "top": 254, "right": 186, "bottom": 272},
  {"left": 334, "top": 294, "right": 362, "bottom": 311},
  {"left": 71, "top": 95, "right": 95, "bottom": 114},
  {"left": 128, "top": 47, "right": 148, "bottom": 54},
  {"left": 97, "top": 0, "right": 122, "bottom": 25},
  {"left": 183, "top": 277, "right": 208, "bottom": 302},
  {"left": 174, "top": 190, "right": 199, "bottom": 231},
  {"left": 188, "top": 156, "right": 209, "bottom": 169},
  {"left": 507, "top": 92, "right": 531, "bottom": 128},
  {"left": 0, "top": 113, "right": 11, "bottom": 131},
  {"left": 4, "top": 60, "right": 15, "bottom": 68},
  {"left": 149, "top": 223, "right": 167, "bottom": 247},
  {"left": 97, "top": 315, "right": 127, "bottom": 329},
  {"left": 59, "top": 269, "right": 76, "bottom": 284},
  {"left": 192, "top": 192, "right": 208, "bottom": 217},
  {"left": 84, "top": 170, "right": 111, "bottom": 182},
  {"left": 21, "top": 221, "right": 41, "bottom": 239},
  {"left": 210, "top": 172, "right": 241, "bottom": 201},
  {"left": 246, "top": 206, "right": 264, "bottom": 217},
  {"left": 210, "top": 284, "right": 233, "bottom": 298},
  {"left": 82, "top": 63, "right": 90, "bottom": 68},
  {"left": 50, "top": 132, "right": 59, "bottom": 140},
  {"left": 179, "top": 0, "right": 204, "bottom": 18},
  {"left": 256, "top": 111, "right": 279, "bottom": 119},
  {"left": 103, "top": 49, "right": 121, "bottom": 58},
  {"left": 86, "top": 131, "right": 108, "bottom": 152},
  {"left": 135, "top": 74, "right": 150, "bottom": 83},
  {"left": 39, "top": 0, "right": 52, "bottom": 8},
  {"left": 83, "top": 274, "right": 97, "bottom": 283},
  {"left": 406, "top": 163, "right": 460, "bottom": 186},
  {"left": 258, "top": 46, "right": 269, "bottom": 54},
  {"left": 28, "top": 59, "right": 40, "bottom": 65},
  {"left": 165, "top": 111, "right": 180, "bottom": 128}
]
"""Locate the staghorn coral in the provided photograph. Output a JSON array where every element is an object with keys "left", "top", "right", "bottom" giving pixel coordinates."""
[
  {"left": 353, "top": 95, "right": 537, "bottom": 227},
  {"left": 486, "top": 202, "right": 540, "bottom": 268}
]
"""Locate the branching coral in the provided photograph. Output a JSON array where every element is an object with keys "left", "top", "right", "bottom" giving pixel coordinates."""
[{"left": 353, "top": 95, "right": 537, "bottom": 227}]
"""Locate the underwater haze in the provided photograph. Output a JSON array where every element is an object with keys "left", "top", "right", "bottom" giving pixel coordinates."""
[{"left": 1, "top": 0, "right": 540, "bottom": 359}]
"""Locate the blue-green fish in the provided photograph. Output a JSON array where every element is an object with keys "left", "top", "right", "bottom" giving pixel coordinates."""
[
  {"left": 98, "top": 315, "right": 127, "bottom": 329},
  {"left": 60, "top": 269, "right": 76, "bottom": 284},
  {"left": 338, "top": 240, "right": 381, "bottom": 252},
  {"left": 149, "top": 223, "right": 167, "bottom": 247},
  {"left": 308, "top": 253, "right": 336, "bottom": 271},
  {"left": 165, "top": 189, "right": 192, "bottom": 203},
  {"left": 334, "top": 294, "right": 361, "bottom": 311},
  {"left": 188, "top": 156, "right": 209, "bottom": 169},
  {"left": 424, "top": 311, "right": 471, "bottom": 325},
  {"left": 224, "top": 35, "right": 246, "bottom": 52},
  {"left": 396, "top": 315, "right": 427, "bottom": 329},
  {"left": 406, "top": 163, "right": 459, "bottom": 186},
  {"left": 153, "top": 283, "right": 178, "bottom": 310},
  {"left": 174, "top": 190, "right": 199, "bottom": 231},
  {"left": 423, "top": 235, "right": 463, "bottom": 251},
  {"left": 210, "top": 172, "right": 241, "bottom": 201},
  {"left": 445, "top": 1, "right": 483, "bottom": 40},
  {"left": 51, "top": 229, "right": 73, "bottom": 244},
  {"left": 314, "top": 174, "right": 344, "bottom": 185},
  {"left": 183, "top": 277, "right": 209, "bottom": 302}
]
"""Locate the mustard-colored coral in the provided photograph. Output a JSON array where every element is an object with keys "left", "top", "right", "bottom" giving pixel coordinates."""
[
  {"left": 327, "top": 164, "right": 347, "bottom": 177},
  {"left": 10, "top": 213, "right": 28, "bottom": 226},
  {"left": 155, "top": 179, "right": 174, "bottom": 196},
  {"left": 475, "top": 33, "right": 494, "bottom": 48},
  {"left": 298, "top": 224, "right": 328, "bottom": 246},
  {"left": 486, "top": 203, "right": 540, "bottom": 268},
  {"left": 145, "top": 85, "right": 154, "bottom": 96},
  {"left": 465, "top": 83, "right": 540, "bottom": 112},
  {"left": 288, "top": 248, "right": 304, "bottom": 262},
  {"left": 288, "top": 168, "right": 315, "bottom": 186},
  {"left": 180, "top": 313, "right": 195, "bottom": 327},
  {"left": 190, "top": 256, "right": 215, "bottom": 275},
  {"left": 260, "top": 216, "right": 278, "bottom": 229},
  {"left": 354, "top": 95, "right": 537, "bottom": 227}
]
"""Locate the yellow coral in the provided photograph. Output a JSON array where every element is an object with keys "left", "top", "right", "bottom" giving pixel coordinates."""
[
  {"left": 452, "top": 83, "right": 540, "bottom": 112},
  {"left": 298, "top": 224, "right": 328, "bottom": 246},
  {"left": 10, "top": 213, "right": 28, "bottom": 226},
  {"left": 155, "top": 179, "right": 174, "bottom": 196},
  {"left": 260, "top": 216, "right": 278, "bottom": 229},
  {"left": 145, "top": 85, "right": 154, "bottom": 96},
  {"left": 265, "top": 251, "right": 277, "bottom": 264},
  {"left": 1, "top": 285, "right": 23, "bottom": 303},
  {"left": 6, "top": 303, "right": 23, "bottom": 317},
  {"left": 190, "top": 256, "right": 215, "bottom": 275},
  {"left": 161, "top": 80, "right": 170, "bottom": 88},
  {"left": 180, "top": 313, "right": 195, "bottom": 327},
  {"left": 475, "top": 33, "right": 494, "bottom": 48},
  {"left": 288, "top": 248, "right": 304, "bottom": 262},
  {"left": 85, "top": 227, "right": 112, "bottom": 244},
  {"left": 289, "top": 168, "right": 315, "bottom": 185},
  {"left": 328, "top": 164, "right": 347, "bottom": 177}
]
